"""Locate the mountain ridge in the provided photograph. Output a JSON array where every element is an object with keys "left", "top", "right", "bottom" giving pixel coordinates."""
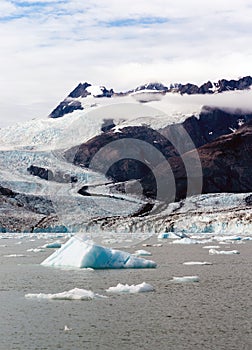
[{"left": 49, "top": 75, "right": 252, "bottom": 119}]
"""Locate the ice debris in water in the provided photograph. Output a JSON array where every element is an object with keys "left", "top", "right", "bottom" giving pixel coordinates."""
[
  {"left": 4, "top": 254, "right": 26, "bottom": 257},
  {"left": 43, "top": 241, "right": 62, "bottom": 249},
  {"left": 25, "top": 288, "right": 107, "bottom": 300},
  {"left": 41, "top": 236, "right": 157, "bottom": 269},
  {"left": 209, "top": 249, "right": 240, "bottom": 255},
  {"left": 134, "top": 249, "right": 152, "bottom": 256},
  {"left": 171, "top": 276, "right": 200, "bottom": 283},
  {"left": 203, "top": 245, "right": 220, "bottom": 249},
  {"left": 171, "top": 238, "right": 198, "bottom": 244},
  {"left": 183, "top": 261, "right": 212, "bottom": 266},
  {"left": 158, "top": 232, "right": 188, "bottom": 240},
  {"left": 27, "top": 248, "right": 45, "bottom": 253},
  {"left": 106, "top": 282, "right": 154, "bottom": 294}
]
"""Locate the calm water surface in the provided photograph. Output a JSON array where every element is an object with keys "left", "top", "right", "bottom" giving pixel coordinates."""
[{"left": 0, "top": 236, "right": 251, "bottom": 350}]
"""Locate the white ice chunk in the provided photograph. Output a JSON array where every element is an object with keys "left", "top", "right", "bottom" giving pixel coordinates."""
[
  {"left": 171, "top": 276, "right": 200, "bottom": 283},
  {"left": 25, "top": 288, "right": 106, "bottom": 300},
  {"left": 209, "top": 249, "right": 240, "bottom": 255},
  {"left": 171, "top": 238, "right": 198, "bottom": 244},
  {"left": 106, "top": 282, "right": 154, "bottom": 294},
  {"left": 183, "top": 261, "right": 212, "bottom": 265},
  {"left": 27, "top": 248, "right": 45, "bottom": 253},
  {"left": 203, "top": 245, "right": 220, "bottom": 249},
  {"left": 41, "top": 237, "right": 157, "bottom": 269},
  {"left": 134, "top": 249, "right": 152, "bottom": 256},
  {"left": 4, "top": 254, "right": 26, "bottom": 257}
]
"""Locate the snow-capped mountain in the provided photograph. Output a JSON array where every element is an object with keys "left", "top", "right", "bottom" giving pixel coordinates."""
[
  {"left": 49, "top": 76, "right": 252, "bottom": 119},
  {"left": 1, "top": 76, "right": 252, "bottom": 235}
]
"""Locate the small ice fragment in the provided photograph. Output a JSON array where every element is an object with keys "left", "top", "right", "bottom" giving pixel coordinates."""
[
  {"left": 203, "top": 246, "right": 220, "bottom": 249},
  {"left": 134, "top": 250, "right": 152, "bottom": 256},
  {"left": 209, "top": 249, "right": 240, "bottom": 255},
  {"left": 171, "top": 276, "right": 200, "bottom": 283},
  {"left": 27, "top": 248, "right": 45, "bottom": 253},
  {"left": 25, "top": 288, "right": 106, "bottom": 300},
  {"left": 4, "top": 254, "right": 26, "bottom": 257},
  {"left": 158, "top": 232, "right": 170, "bottom": 239},
  {"left": 171, "top": 238, "right": 198, "bottom": 244},
  {"left": 183, "top": 261, "right": 212, "bottom": 266},
  {"left": 106, "top": 282, "right": 154, "bottom": 294},
  {"left": 43, "top": 241, "right": 62, "bottom": 249}
]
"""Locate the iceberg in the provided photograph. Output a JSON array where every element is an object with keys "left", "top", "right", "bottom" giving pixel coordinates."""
[
  {"left": 41, "top": 236, "right": 157, "bottom": 269},
  {"left": 25, "top": 288, "right": 106, "bottom": 300},
  {"left": 106, "top": 282, "right": 154, "bottom": 294}
]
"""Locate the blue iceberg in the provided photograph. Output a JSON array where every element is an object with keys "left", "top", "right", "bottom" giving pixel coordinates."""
[{"left": 41, "top": 236, "right": 157, "bottom": 269}]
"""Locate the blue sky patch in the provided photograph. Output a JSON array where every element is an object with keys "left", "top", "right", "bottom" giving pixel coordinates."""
[{"left": 104, "top": 17, "right": 169, "bottom": 28}]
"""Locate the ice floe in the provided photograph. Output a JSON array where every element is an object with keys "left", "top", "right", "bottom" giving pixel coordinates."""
[
  {"left": 41, "top": 236, "right": 157, "bottom": 269},
  {"left": 4, "top": 254, "right": 26, "bottom": 257},
  {"left": 171, "top": 238, "right": 198, "bottom": 244},
  {"left": 106, "top": 282, "right": 154, "bottom": 294},
  {"left": 27, "top": 248, "right": 45, "bottom": 253},
  {"left": 43, "top": 241, "right": 62, "bottom": 249},
  {"left": 134, "top": 249, "right": 152, "bottom": 256},
  {"left": 171, "top": 276, "right": 200, "bottom": 283},
  {"left": 209, "top": 249, "right": 240, "bottom": 255},
  {"left": 183, "top": 261, "right": 212, "bottom": 265},
  {"left": 25, "top": 288, "right": 106, "bottom": 300},
  {"left": 203, "top": 245, "right": 220, "bottom": 249}
]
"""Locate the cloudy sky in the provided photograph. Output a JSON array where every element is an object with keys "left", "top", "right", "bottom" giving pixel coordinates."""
[{"left": 0, "top": 0, "right": 252, "bottom": 127}]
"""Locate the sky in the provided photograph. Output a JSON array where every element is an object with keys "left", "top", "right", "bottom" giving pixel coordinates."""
[{"left": 0, "top": 0, "right": 252, "bottom": 127}]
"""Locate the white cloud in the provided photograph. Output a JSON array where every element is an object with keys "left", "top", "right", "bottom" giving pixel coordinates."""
[{"left": 0, "top": 0, "right": 252, "bottom": 127}]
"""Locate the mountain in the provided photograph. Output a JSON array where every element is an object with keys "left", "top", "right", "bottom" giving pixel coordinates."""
[
  {"left": 1, "top": 76, "right": 252, "bottom": 234},
  {"left": 49, "top": 76, "right": 252, "bottom": 119}
]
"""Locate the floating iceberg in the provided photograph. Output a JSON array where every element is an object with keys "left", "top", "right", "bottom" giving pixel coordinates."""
[
  {"left": 106, "top": 282, "right": 154, "bottom": 294},
  {"left": 183, "top": 261, "right": 212, "bottom": 266},
  {"left": 41, "top": 237, "right": 157, "bottom": 269},
  {"left": 209, "top": 249, "right": 240, "bottom": 255},
  {"left": 157, "top": 232, "right": 188, "bottom": 240},
  {"left": 171, "top": 276, "right": 200, "bottom": 283},
  {"left": 25, "top": 288, "right": 106, "bottom": 300}
]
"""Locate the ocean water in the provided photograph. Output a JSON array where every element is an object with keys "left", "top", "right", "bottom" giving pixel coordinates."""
[{"left": 0, "top": 236, "right": 251, "bottom": 350}]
